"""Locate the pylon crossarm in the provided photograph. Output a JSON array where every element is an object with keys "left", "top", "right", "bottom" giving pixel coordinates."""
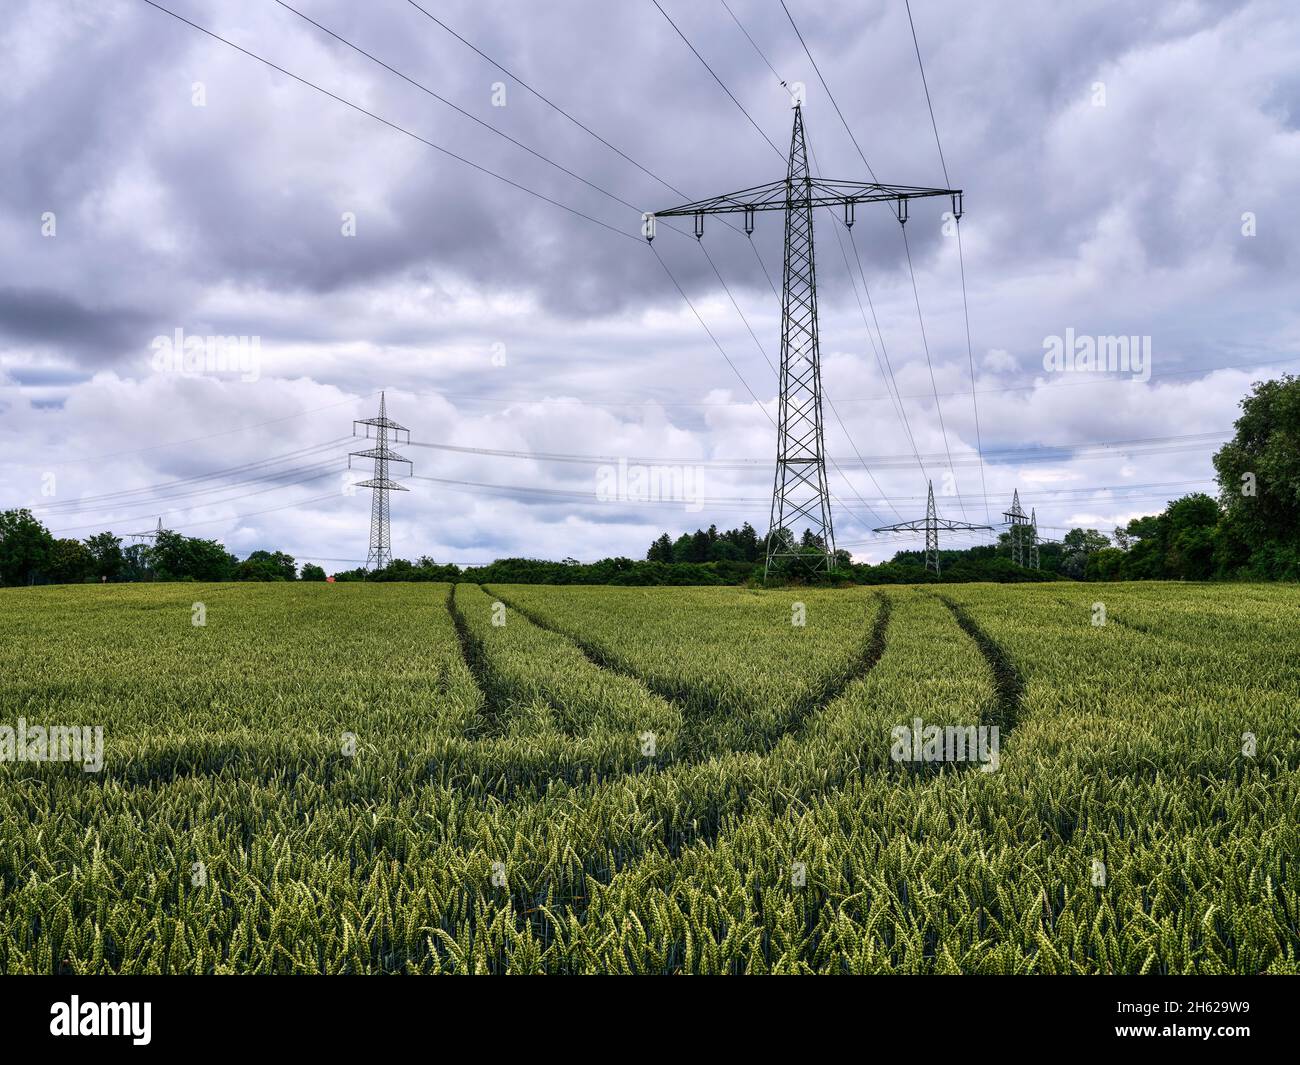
[
  {"left": 654, "top": 178, "right": 960, "bottom": 218},
  {"left": 348, "top": 454, "right": 412, "bottom": 470},
  {"left": 936, "top": 520, "right": 994, "bottom": 531},
  {"left": 354, "top": 478, "right": 408, "bottom": 491},
  {"left": 354, "top": 414, "right": 408, "bottom": 430},
  {"left": 350, "top": 446, "right": 412, "bottom": 463}
]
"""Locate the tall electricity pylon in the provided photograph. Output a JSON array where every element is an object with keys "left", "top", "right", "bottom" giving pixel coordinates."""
[
  {"left": 1002, "top": 490, "right": 1032, "bottom": 566},
  {"left": 873, "top": 481, "right": 991, "bottom": 575},
  {"left": 648, "top": 105, "right": 960, "bottom": 579},
  {"left": 349, "top": 392, "right": 411, "bottom": 571}
]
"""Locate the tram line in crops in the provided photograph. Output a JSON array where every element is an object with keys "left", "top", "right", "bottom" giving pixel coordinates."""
[{"left": 481, "top": 584, "right": 894, "bottom": 762}]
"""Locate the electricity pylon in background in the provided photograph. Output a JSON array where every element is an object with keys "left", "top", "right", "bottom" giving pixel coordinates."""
[
  {"left": 873, "top": 481, "right": 991, "bottom": 576},
  {"left": 648, "top": 105, "right": 961, "bottom": 579},
  {"left": 349, "top": 391, "right": 411, "bottom": 571},
  {"left": 128, "top": 516, "right": 164, "bottom": 544},
  {"left": 1025, "top": 508, "right": 1067, "bottom": 570},
  {"left": 127, "top": 517, "right": 165, "bottom": 582},
  {"left": 1002, "top": 490, "right": 1032, "bottom": 567}
]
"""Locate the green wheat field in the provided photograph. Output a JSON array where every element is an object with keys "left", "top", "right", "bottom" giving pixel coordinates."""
[{"left": 1, "top": 581, "right": 1296, "bottom": 974}]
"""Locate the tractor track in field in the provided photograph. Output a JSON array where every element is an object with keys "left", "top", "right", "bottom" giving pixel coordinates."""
[
  {"left": 937, "top": 596, "right": 1024, "bottom": 737},
  {"left": 484, "top": 586, "right": 893, "bottom": 762},
  {"left": 445, "top": 583, "right": 507, "bottom": 739}
]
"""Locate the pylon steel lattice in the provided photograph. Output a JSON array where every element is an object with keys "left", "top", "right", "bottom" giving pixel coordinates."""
[
  {"left": 1002, "top": 490, "right": 1032, "bottom": 567},
  {"left": 873, "top": 481, "right": 992, "bottom": 576},
  {"left": 128, "top": 517, "right": 164, "bottom": 544},
  {"left": 349, "top": 392, "right": 411, "bottom": 571},
  {"left": 649, "top": 105, "right": 961, "bottom": 578}
]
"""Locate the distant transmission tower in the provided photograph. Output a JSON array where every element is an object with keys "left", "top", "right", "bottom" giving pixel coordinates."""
[
  {"left": 127, "top": 517, "right": 165, "bottom": 581},
  {"left": 1002, "top": 490, "right": 1031, "bottom": 566},
  {"left": 349, "top": 392, "right": 411, "bottom": 571},
  {"left": 128, "top": 516, "right": 164, "bottom": 544},
  {"left": 649, "top": 104, "right": 961, "bottom": 578},
  {"left": 874, "top": 481, "right": 991, "bottom": 575},
  {"left": 1028, "top": 507, "right": 1040, "bottom": 570}
]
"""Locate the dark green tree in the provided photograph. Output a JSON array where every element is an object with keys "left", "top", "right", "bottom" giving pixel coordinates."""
[
  {"left": 1059, "top": 528, "right": 1111, "bottom": 579},
  {"left": 235, "top": 550, "right": 297, "bottom": 581},
  {"left": 0, "top": 509, "right": 54, "bottom": 586},
  {"left": 121, "top": 543, "right": 153, "bottom": 582},
  {"left": 84, "top": 531, "right": 125, "bottom": 581},
  {"left": 646, "top": 533, "right": 674, "bottom": 563},
  {"left": 1163, "top": 494, "right": 1220, "bottom": 579},
  {"left": 47, "top": 538, "right": 93, "bottom": 584},
  {"left": 1212, "top": 374, "right": 1300, "bottom": 577},
  {"left": 153, "top": 530, "right": 237, "bottom": 581}
]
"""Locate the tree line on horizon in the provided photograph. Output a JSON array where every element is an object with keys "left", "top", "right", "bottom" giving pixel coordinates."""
[{"left": 2, "top": 375, "right": 1296, "bottom": 587}]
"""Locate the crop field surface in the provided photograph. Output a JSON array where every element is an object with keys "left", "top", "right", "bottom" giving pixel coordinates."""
[{"left": 0, "top": 581, "right": 1296, "bottom": 974}]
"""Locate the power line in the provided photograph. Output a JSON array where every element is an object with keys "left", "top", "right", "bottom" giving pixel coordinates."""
[
  {"left": 29, "top": 440, "right": 353, "bottom": 511},
  {"left": 33, "top": 395, "right": 373, "bottom": 467},
  {"left": 274, "top": 0, "right": 721, "bottom": 250},
  {"left": 696, "top": 239, "right": 896, "bottom": 524},
  {"left": 780, "top": 0, "right": 976, "bottom": 519},
  {"left": 107, "top": 488, "right": 347, "bottom": 537},
  {"left": 402, "top": 430, "right": 1228, "bottom": 469},
  {"left": 900, "top": 222, "right": 965, "bottom": 517},
  {"left": 651, "top": 244, "right": 886, "bottom": 534},
  {"left": 651, "top": 3, "right": 910, "bottom": 546},
  {"left": 902, "top": 0, "right": 991, "bottom": 525},
  {"left": 272, "top": 0, "right": 650, "bottom": 219},
  {"left": 846, "top": 225, "right": 931, "bottom": 480},
  {"left": 779, "top": 0, "right": 964, "bottom": 510},
  {"left": 396, "top": 0, "right": 778, "bottom": 261},
  {"left": 49, "top": 467, "right": 346, "bottom": 535},
  {"left": 711, "top": 4, "right": 904, "bottom": 522},
  {"left": 778, "top": 0, "right": 878, "bottom": 182},
  {"left": 32, "top": 458, "right": 346, "bottom": 519},
  {"left": 651, "top": 243, "right": 771, "bottom": 413},
  {"left": 904, "top": 0, "right": 951, "bottom": 186},
  {"left": 137, "top": 0, "right": 641, "bottom": 243},
  {"left": 719, "top": 0, "right": 786, "bottom": 88},
  {"left": 954, "top": 224, "right": 988, "bottom": 523},
  {"left": 403, "top": 0, "right": 691, "bottom": 203},
  {"left": 404, "top": 354, "right": 1300, "bottom": 412},
  {"left": 649, "top": 0, "right": 785, "bottom": 161}
]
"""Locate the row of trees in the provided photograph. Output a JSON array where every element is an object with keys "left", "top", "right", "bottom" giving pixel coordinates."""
[
  {"left": 646, "top": 523, "right": 853, "bottom": 569},
  {"left": 0, "top": 514, "right": 328, "bottom": 585}
]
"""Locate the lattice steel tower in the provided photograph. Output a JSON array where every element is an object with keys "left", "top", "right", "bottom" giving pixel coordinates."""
[
  {"left": 873, "top": 481, "right": 991, "bottom": 576},
  {"left": 649, "top": 105, "right": 960, "bottom": 578},
  {"left": 349, "top": 392, "right": 411, "bottom": 571},
  {"left": 1002, "top": 490, "right": 1031, "bottom": 567}
]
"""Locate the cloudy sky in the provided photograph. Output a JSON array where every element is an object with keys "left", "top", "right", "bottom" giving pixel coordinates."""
[{"left": 2, "top": 0, "right": 1298, "bottom": 568}]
